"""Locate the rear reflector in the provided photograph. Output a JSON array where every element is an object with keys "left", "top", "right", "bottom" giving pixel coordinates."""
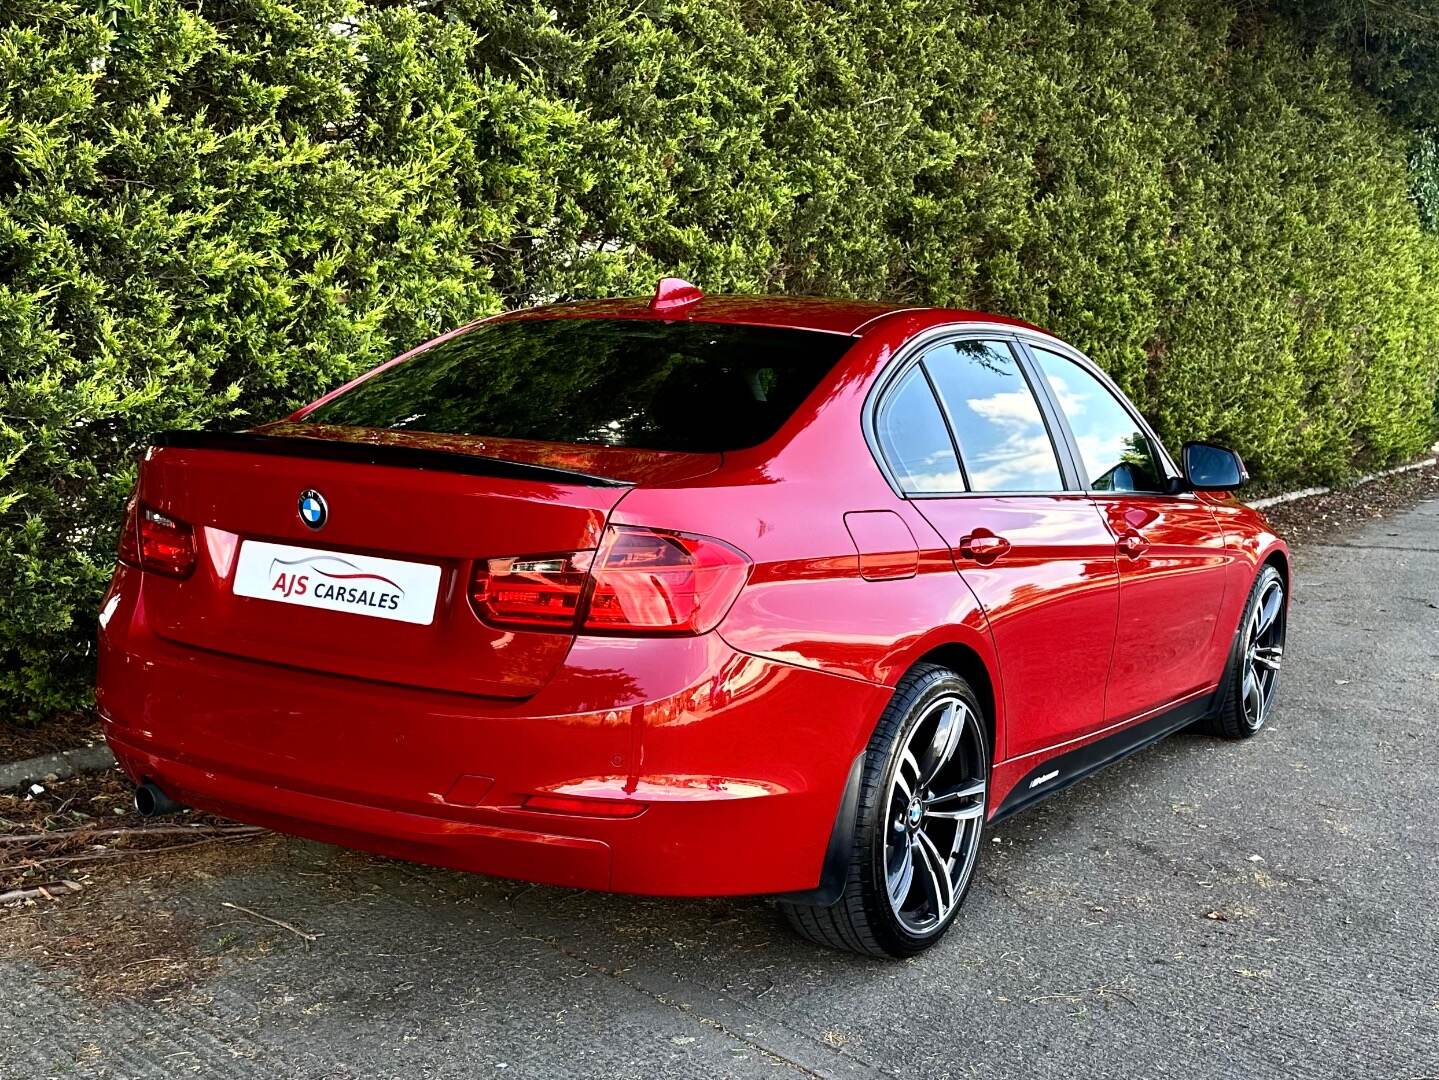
[
  {"left": 521, "top": 793, "right": 646, "bottom": 818},
  {"left": 469, "top": 525, "right": 749, "bottom": 636},
  {"left": 118, "top": 500, "right": 196, "bottom": 579}
]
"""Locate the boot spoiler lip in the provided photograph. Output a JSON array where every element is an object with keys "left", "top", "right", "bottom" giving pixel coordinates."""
[{"left": 146, "top": 430, "right": 635, "bottom": 488}]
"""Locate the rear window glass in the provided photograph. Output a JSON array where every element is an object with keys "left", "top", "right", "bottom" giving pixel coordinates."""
[
  {"left": 923, "top": 341, "right": 1063, "bottom": 492},
  {"left": 303, "top": 318, "right": 854, "bottom": 453},
  {"left": 875, "top": 366, "right": 964, "bottom": 492}
]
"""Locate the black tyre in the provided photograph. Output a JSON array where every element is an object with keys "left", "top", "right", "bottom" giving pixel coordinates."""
[
  {"left": 779, "top": 663, "right": 989, "bottom": 958},
  {"left": 1202, "top": 563, "right": 1286, "bottom": 739}
]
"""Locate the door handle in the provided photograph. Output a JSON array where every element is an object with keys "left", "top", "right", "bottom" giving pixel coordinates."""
[
  {"left": 1118, "top": 532, "right": 1149, "bottom": 558},
  {"left": 959, "top": 531, "right": 1011, "bottom": 563}
]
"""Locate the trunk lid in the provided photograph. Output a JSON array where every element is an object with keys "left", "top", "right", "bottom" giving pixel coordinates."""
[{"left": 135, "top": 428, "right": 714, "bottom": 697}]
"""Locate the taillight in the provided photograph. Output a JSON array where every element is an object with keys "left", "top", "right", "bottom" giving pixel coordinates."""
[
  {"left": 469, "top": 526, "right": 750, "bottom": 636},
  {"left": 469, "top": 551, "right": 595, "bottom": 628},
  {"left": 584, "top": 527, "right": 749, "bottom": 634},
  {"left": 117, "top": 500, "right": 196, "bottom": 579},
  {"left": 116, "top": 499, "right": 142, "bottom": 569}
]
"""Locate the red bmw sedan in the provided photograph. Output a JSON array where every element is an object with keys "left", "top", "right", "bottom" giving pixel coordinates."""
[{"left": 98, "top": 279, "right": 1289, "bottom": 957}]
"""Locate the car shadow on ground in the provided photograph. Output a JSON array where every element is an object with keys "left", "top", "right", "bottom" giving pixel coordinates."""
[
  {"left": 1, "top": 714, "right": 1245, "bottom": 1007},
  {"left": 207, "top": 722, "right": 1229, "bottom": 992}
]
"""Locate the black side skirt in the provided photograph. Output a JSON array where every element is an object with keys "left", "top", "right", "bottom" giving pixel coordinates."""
[{"left": 990, "top": 692, "right": 1215, "bottom": 823}]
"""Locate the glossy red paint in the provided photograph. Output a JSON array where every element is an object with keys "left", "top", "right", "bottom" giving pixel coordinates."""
[
  {"left": 100, "top": 566, "right": 888, "bottom": 894},
  {"left": 913, "top": 494, "right": 1120, "bottom": 759},
  {"left": 843, "top": 511, "right": 919, "bottom": 581},
  {"left": 98, "top": 293, "right": 1288, "bottom": 898},
  {"left": 648, "top": 276, "right": 706, "bottom": 312},
  {"left": 1093, "top": 493, "right": 1231, "bottom": 722}
]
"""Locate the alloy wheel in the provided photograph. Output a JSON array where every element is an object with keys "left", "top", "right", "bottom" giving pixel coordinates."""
[
  {"left": 884, "top": 694, "right": 986, "bottom": 935},
  {"left": 1242, "top": 575, "right": 1285, "bottom": 729}
]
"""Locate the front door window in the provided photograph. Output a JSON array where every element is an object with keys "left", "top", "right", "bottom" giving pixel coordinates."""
[{"left": 1029, "top": 348, "right": 1165, "bottom": 493}]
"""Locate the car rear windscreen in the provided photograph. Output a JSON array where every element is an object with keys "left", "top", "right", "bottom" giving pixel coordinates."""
[{"left": 303, "top": 318, "right": 855, "bottom": 453}]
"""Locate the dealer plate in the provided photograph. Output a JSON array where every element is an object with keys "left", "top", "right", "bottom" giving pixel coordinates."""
[{"left": 232, "top": 541, "right": 441, "bottom": 626}]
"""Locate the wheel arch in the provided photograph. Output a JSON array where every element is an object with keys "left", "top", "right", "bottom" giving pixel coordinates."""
[
  {"left": 1261, "top": 544, "right": 1291, "bottom": 589},
  {"left": 1213, "top": 543, "right": 1289, "bottom": 693},
  {"left": 776, "top": 633, "right": 1001, "bottom": 911},
  {"left": 910, "top": 641, "right": 999, "bottom": 768}
]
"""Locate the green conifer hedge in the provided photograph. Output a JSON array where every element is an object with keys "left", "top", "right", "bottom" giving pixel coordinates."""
[{"left": 3, "top": 0, "right": 1437, "bottom": 718}]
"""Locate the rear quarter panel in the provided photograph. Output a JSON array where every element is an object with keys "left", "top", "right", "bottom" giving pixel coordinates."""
[{"left": 608, "top": 328, "right": 1001, "bottom": 763}]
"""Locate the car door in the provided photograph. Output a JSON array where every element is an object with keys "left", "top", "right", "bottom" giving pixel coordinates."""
[
  {"left": 1025, "top": 344, "right": 1230, "bottom": 724},
  {"left": 873, "top": 336, "right": 1121, "bottom": 760}
]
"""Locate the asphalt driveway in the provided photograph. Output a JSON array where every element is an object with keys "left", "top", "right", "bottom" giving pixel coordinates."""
[{"left": 4, "top": 500, "right": 1437, "bottom": 1079}]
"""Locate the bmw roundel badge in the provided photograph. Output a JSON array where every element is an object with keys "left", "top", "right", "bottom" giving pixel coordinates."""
[{"left": 298, "top": 489, "right": 327, "bottom": 530}]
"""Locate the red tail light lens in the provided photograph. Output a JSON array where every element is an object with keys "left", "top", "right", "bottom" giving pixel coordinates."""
[
  {"left": 117, "top": 500, "right": 196, "bottom": 579},
  {"left": 468, "top": 526, "right": 750, "bottom": 636},
  {"left": 116, "top": 499, "right": 142, "bottom": 569},
  {"left": 583, "top": 527, "right": 749, "bottom": 635},
  {"left": 469, "top": 552, "right": 595, "bottom": 628}
]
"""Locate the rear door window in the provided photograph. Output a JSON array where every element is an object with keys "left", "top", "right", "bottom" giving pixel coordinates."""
[
  {"left": 304, "top": 319, "right": 854, "bottom": 454},
  {"left": 923, "top": 341, "right": 1064, "bottom": 492},
  {"left": 874, "top": 366, "right": 964, "bottom": 492}
]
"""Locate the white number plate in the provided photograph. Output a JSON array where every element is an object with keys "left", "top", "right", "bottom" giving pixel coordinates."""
[{"left": 232, "top": 541, "right": 441, "bottom": 626}]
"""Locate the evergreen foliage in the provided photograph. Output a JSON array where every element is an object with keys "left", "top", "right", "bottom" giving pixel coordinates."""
[
  {"left": 1273, "top": 0, "right": 1439, "bottom": 131},
  {"left": 3, "top": 0, "right": 1437, "bottom": 717}
]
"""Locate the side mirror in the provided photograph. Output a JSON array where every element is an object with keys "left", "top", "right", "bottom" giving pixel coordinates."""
[{"left": 1182, "top": 441, "right": 1249, "bottom": 491}]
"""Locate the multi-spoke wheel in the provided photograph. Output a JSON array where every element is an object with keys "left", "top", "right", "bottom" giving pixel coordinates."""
[
  {"left": 1204, "top": 563, "right": 1287, "bottom": 739},
  {"left": 883, "top": 694, "right": 986, "bottom": 935},
  {"left": 779, "top": 664, "right": 989, "bottom": 957}
]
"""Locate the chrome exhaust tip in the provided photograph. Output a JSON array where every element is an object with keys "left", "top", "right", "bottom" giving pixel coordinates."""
[{"left": 133, "top": 780, "right": 183, "bottom": 817}]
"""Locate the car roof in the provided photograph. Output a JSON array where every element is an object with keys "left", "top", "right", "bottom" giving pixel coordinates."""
[{"left": 489, "top": 294, "right": 1046, "bottom": 339}]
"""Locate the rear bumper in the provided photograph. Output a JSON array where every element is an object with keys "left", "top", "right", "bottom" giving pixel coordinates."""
[
  {"left": 105, "top": 727, "right": 616, "bottom": 888},
  {"left": 97, "top": 568, "right": 887, "bottom": 896}
]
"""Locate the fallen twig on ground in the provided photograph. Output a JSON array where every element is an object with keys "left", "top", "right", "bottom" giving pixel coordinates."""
[
  {"left": 220, "top": 900, "right": 321, "bottom": 944},
  {"left": 0, "top": 880, "right": 82, "bottom": 904},
  {"left": 1, "top": 833, "right": 266, "bottom": 875},
  {"left": 0, "top": 824, "right": 265, "bottom": 846},
  {"left": 1028, "top": 983, "right": 1137, "bottom": 1006}
]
